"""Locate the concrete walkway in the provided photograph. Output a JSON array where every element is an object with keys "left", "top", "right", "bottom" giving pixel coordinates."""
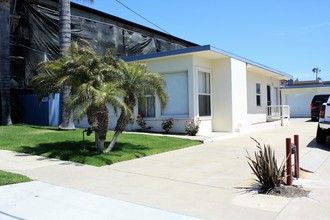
[{"left": 1, "top": 118, "right": 330, "bottom": 219}]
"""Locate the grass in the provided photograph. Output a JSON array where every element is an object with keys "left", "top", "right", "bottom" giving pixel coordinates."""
[
  {"left": 0, "top": 170, "right": 31, "bottom": 186},
  {"left": 0, "top": 124, "right": 200, "bottom": 166}
]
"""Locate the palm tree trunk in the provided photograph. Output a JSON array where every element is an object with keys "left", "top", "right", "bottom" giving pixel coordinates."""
[
  {"left": 0, "top": 0, "right": 12, "bottom": 125},
  {"left": 95, "top": 131, "right": 105, "bottom": 152},
  {"left": 87, "top": 104, "right": 108, "bottom": 152},
  {"left": 58, "top": 0, "right": 75, "bottom": 130},
  {"left": 106, "top": 103, "right": 133, "bottom": 152},
  {"left": 58, "top": 85, "right": 75, "bottom": 130},
  {"left": 105, "top": 130, "right": 120, "bottom": 153},
  {"left": 59, "top": 0, "right": 71, "bottom": 54}
]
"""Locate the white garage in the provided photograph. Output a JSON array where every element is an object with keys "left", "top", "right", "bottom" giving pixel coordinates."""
[{"left": 281, "top": 81, "right": 330, "bottom": 118}]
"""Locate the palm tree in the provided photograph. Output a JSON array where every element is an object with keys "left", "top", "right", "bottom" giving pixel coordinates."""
[
  {"left": 312, "top": 67, "right": 321, "bottom": 80},
  {"left": 105, "top": 62, "right": 168, "bottom": 152},
  {"left": 58, "top": 0, "right": 94, "bottom": 130},
  {"left": 32, "top": 41, "right": 125, "bottom": 151},
  {"left": 0, "top": 0, "right": 12, "bottom": 125}
]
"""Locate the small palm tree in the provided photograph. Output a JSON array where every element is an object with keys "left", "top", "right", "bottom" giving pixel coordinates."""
[
  {"left": 32, "top": 41, "right": 125, "bottom": 151},
  {"left": 105, "top": 62, "right": 168, "bottom": 152}
]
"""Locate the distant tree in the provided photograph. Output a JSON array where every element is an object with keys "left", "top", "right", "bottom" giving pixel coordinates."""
[{"left": 312, "top": 67, "right": 321, "bottom": 80}]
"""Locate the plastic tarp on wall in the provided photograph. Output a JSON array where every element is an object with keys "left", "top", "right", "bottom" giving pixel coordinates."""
[
  {"left": 10, "top": 0, "right": 196, "bottom": 126},
  {"left": 11, "top": 1, "right": 194, "bottom": 87}
]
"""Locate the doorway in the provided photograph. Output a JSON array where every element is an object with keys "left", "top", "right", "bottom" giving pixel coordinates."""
[{"left": 267, "top": 85, "right": 271, "bottom": 116}]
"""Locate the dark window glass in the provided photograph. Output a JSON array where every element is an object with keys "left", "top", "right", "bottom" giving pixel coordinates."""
[
  {"left": 138, "top": 96, "right": 155, "bottom": 118},
  {"left": 256, "top": 83, "right": 261, "bottom": 106},
  {"left": 198, "top": 71, "right": 211, "bottom": 116},
  {"left": 256, "top": 95, "right": 261, "bottom": 106},
  {"left": 199, "top": 95, "right": 211, "bottom": 116}
]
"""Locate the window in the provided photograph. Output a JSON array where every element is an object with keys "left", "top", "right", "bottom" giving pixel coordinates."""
[
  {"left": 256, "top": 83, "right": 261, "bottom": 106},
  {"left": 138, "top": 92, "right": 155, "bottom": 118},
  {"left": 161, "top": 72, "right": 188, "bottom": 117},
  {"left": 198, "top": 71, "right": 211, "bottom": 116}
]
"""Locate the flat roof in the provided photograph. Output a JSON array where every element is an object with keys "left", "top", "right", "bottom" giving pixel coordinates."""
[
  {"left": 124, "top": 45, "right": 292, "bottom": 79},
  {"left": 281, "top": 84, "right": 330, "bottom": 89}
]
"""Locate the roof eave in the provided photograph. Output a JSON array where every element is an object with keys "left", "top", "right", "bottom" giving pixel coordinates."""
[
  {"left": 123, "top": 45, "right": 212, "bottom": 62},
  {"left": 124, "top": 45, "right": 292, "bottom": 79}
]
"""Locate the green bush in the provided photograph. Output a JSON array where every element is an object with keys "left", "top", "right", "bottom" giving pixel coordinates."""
[
  {"left": 161, "top": 118, "right": 173, "bottom": 133},
  {"left": 185, "top": 118, "right": 200, "bottom": 136},
  {"left": 136, "top": 114, "right": 148, "bottom": 130},
  {"left": 246, "top": 138, "right": 286, "bottom": 193}
]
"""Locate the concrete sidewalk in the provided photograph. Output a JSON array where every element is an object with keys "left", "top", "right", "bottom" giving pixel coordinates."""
[
  {"left": 1, "top": 118, "right": 330, "bottom": 219},
  {"left": 0, "top": 181, "right": 200, "bottom": 220}
]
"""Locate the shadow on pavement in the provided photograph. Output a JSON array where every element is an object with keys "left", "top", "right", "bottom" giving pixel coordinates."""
[
  {"left": 305, "top": 119, "right": 318, "bottom": 123},
  {"left": 307, "top": 138, "right": 330, "bottom": 152}
]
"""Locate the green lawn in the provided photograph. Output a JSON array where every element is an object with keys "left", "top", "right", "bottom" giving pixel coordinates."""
[
  {"left": 0, "top": 124, "right": 200, "bottom": 166},
  {"left": 0, "top": 170, "right": 31, "bottom": 186}
]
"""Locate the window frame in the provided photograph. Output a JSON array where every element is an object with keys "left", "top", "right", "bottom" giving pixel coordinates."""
[
  {"left": 138, "top": 94, "right": 156, "bottom": 118},
  {"left": 161, "top": 71, "right": 189, "bottom": 118},
  {"left": 256, "top": 83, "right": 261, "bottom": 107},
  {"left": 198, "top": 70, "right": 211, "bottom": 117}
]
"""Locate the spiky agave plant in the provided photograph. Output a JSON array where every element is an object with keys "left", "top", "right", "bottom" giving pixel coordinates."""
[{"left": 246, "top": 138, "right": 286, "bottom": 193}]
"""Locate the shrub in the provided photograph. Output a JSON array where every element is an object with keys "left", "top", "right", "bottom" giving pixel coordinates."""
[
  {"left": 185, "top": 118, "right": 200, "bottom": 136},
  {"left": 246, "top": 138, "right": 286, "bottom": 193},
  {"left": 161, "top": 118, "right": 174, "bottom": 133},
  {"left": 136, "top": 114, "right": 148, "bottom": 130}
]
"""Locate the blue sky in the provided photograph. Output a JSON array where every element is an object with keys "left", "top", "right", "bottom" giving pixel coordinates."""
[{"left": 72, "top": 0, "right": 330, "bottom": 81}]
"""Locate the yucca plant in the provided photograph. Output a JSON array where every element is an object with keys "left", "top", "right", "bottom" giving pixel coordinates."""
[{"left": 246, "top": 138, "right": 286, "bottom": 193}]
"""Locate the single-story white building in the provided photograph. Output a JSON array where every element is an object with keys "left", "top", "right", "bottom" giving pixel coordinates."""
[
  {"left": 77, "top": 45, "right": 292, "bottom": 134},
  {"left": 281, "top": 80, "right": 330, "bottom": 118},
  {"left": 124, "top": 45, "right": 292, "bottom": 133}
]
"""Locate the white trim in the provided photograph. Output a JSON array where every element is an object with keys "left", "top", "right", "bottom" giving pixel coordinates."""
[{"left": 196, "top": 67, "right": 212, "bottom": 117}]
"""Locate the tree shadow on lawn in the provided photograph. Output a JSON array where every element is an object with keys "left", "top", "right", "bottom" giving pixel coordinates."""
[
  {"left": 17, "top": 141, "right": 149, "bottom": 166},
  {"left": 20, "top": 124, "right": 60, "bottom": 131}
]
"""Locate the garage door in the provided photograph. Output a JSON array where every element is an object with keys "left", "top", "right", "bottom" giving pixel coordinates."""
[{"left": 286, "top": 93, "right": 314, "bottom": 118}]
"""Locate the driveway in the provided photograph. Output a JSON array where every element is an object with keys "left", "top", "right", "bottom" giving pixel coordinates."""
[{"left": 1, "top": 118, "right": 330, "bottom": 219}]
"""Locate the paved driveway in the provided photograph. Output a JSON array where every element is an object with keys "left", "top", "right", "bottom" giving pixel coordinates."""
[{"left": 1, "top": 119, "right": 330, "bottom": 219}]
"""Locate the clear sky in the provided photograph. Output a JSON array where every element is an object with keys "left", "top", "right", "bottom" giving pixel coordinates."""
[{"left": 72, "top": 0, "right": 330, "bottom": 81}]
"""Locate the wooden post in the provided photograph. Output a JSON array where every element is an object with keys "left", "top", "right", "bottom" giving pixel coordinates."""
[
  {"left": 286, "top": 138, "right": 292, "bottom": 186},
  {"left": 294, "top": 135, "right": 300, "bottom": 178}
]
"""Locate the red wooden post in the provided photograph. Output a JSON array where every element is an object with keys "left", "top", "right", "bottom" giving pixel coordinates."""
[
  {"left": 294, "top": 134, "right": 300, "bottom": 178},
  {"left": 286, "top": 138, "right": 292, "bottom": 186}
]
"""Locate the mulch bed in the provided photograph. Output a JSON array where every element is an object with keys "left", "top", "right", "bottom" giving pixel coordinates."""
[{"left": 267, "top": 185, "right": 310, "bottom": 198}]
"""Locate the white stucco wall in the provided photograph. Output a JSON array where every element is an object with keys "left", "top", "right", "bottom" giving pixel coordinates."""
[
  {"left": 193, "top": 56, "right": 213, "bottom": 133},
  {"left": 75, "top": 52, "right": 288, "bottom": 135},
  {"left": 211, "top": 58, "right": 232, "bottom": 132},
  {"left": 231, "top": 59, "right": 248, "bottom": 132},
  {"left": 143, "top": 55, "right": 195, "bottom": 133},
  {"left": 211, "top": 58, "right": 247, "bottom": 132},
  {"left": 281, "top": 86, "right": 330, "bottom": 118},
  {"left": 246, "top": 70, "right": 281, "bottom": 124},
  {"left": 76, "top": 55, "right": 195, "bottom": 133}
]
